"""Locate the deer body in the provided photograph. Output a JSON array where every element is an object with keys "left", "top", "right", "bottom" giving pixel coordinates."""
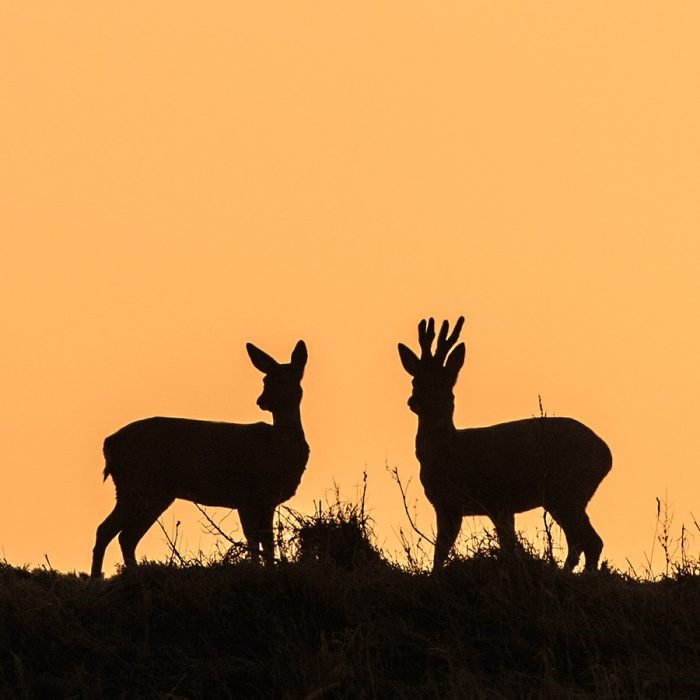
[
  {"left": 399, "top": 318, "right": 611, "bottom": 572},
  {"left": 104, "top": 417, "right": 308, "bottom": 510},
  {"left": 91, "top": 341, "right": 308, "bottom": 578},
  {"left": 417, "top": 418, "right": 610, "bottom": 518}
]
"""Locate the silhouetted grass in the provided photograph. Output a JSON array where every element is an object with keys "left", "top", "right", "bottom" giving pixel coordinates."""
[{"left": 1, "top": 503, "right": 700, "bottom": 699}]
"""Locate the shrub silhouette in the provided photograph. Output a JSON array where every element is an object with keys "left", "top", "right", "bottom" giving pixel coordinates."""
[{"left": 290, "top": 491, "right": 383, "bottom": 569}]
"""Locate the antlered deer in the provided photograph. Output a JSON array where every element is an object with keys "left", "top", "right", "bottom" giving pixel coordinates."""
[
  {"left": 91, "top": 340, "right": 309, "bottom": 578},
  {"left": 398, "top": 318, "right": 611, "bottom": 572}
]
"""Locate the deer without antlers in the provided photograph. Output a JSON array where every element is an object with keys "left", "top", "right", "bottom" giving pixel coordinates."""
[
  {"left": 398, "top": 317, "right": 612, "bottom": 572},
  {"left": 91, "top": 340, "right": 309, "bottom": 578}
]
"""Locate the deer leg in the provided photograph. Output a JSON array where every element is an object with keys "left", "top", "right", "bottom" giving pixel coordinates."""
[
  {"left": 238, "top": 506, "right": 262, "bottom": 564},
  {"left": 433, "top": 506, "right": 462, "bottom": 571},
  {"left": 257, "top": 505, "right": 276, "bottom": 566},
  {"left": 563, "top": 531, "right": 584, "bottom": 571},
  {"left": 492, "top": 512, "right": 517, "bottom": 558},
  {"left": 549, "top": 509, "right": 587, "bottom": 571},
  {"left": 117, "top": 502, "right": 170, "bottom": 569},
  {"left": 580, "top": 514, "right": 604, "bottom": 571},
  {"left": 91, "top": 503, "right": 126, "bottom": 578}
]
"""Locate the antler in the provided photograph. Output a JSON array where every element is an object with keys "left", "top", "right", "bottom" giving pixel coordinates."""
[
  {"left": 433, "top": 316, "right": 465, "bottom": 364},
  {"left": 416, "top": 317, "right": 464, "bottom": 364},
  {"left": 418, "top": 318, "right": 436, "bottom": 359}
]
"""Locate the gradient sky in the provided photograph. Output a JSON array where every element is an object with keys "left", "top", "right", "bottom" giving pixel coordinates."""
[{"left": 2, "top": 2, "right": 699, "bottom": 574}]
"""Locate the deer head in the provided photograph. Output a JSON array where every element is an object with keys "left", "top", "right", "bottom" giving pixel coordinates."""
[
  {"left": 247, "top": 340, "right": 307, "bottom": 413},
  {"left": 398, "top": 317, "right": 466, "bottom": 419}
]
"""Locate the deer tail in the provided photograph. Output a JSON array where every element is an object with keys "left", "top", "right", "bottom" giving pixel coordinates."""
[{"left": 102, "top": 437, "right": 113, "bottom": 482}]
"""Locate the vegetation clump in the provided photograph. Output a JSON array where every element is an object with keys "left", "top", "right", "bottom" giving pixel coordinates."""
[{"left": 291, "top": 483, "right": 384, "bottom": 569}]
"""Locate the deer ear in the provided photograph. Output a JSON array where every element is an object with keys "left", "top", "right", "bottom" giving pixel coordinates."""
[
  {"left": 246, "top": 343, "right": 280, "bottom": 374},
  {"left": 444, "top": 342, "right": 465, "bottom": 380},
  {"left": 398, "top": 343, "right": 421, "bottom": 377},
  {"left": 291, "top": 340, "right": 308, "bottom": 376}
]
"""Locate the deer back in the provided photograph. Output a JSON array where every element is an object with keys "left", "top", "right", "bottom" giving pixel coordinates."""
[{"left": 417, "top": 416, "right": 611, "bottom": 516}]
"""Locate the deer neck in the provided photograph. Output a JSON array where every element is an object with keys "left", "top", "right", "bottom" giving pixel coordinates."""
[
  {"left": 415, "top": 409, "right": 457, "bottom": 468},
  {"left": 272, "top": 405, "right": 305, "bottom": 438},
  {"left": 416, "top": 407, "right": 456, "bottom": 440}
]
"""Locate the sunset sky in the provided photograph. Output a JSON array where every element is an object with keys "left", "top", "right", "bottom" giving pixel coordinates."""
[{"left": 2, "top": 2, "right": 699, "bottom": 575}]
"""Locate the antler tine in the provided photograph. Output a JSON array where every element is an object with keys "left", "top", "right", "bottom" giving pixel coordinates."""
[
  {"left": 447, "top": 316, "right": 465, "bottom": 347},
  {"left": 418, "top": 318, "right": 436, "bottom": 358},
  {"left": 434, "top": 316, "right": 465, "bottom": 364},
  {"left": 436, "top": 319, "right": 449, "bottom": 348}
]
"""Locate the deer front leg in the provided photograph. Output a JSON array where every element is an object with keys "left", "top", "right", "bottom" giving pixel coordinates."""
[
  {"left": 258, "top": 504, "right": 276, "bottom": 566},
  {"left": 433, "top": 506, "right": 462, "bottom": 571},
  {"left": 239, "top": 506, "right": 261, "bottom": 563},
  {"left": 492, "top": 511, "right": 517, "bottom": 558},
  {"left": 239, "top": 504, "right": 276, "bottom": 565}
]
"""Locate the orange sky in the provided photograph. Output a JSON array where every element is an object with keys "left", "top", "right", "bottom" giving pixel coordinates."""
[{"left": 2, "top": 2, "right": 699, "bottom": 575}]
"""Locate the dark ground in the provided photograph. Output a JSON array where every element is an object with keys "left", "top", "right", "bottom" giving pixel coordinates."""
[{"left": 1, "top": 542, "right": 699, "bottom": 699}]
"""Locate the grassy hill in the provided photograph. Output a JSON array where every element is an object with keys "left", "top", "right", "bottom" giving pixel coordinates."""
[{"left": 1, "top": 504, "right": 700, "bottom": 699}]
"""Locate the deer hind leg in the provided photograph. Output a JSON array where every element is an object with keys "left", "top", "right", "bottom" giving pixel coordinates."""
[
  {"left": 91, "top": 503, "right": 126, "bottom": 578},
  {"left": 551, "top": 510, "right": 602, "bottom": 571},
  {"left": 548, "top": 509, "right": 581, "bottom": 570},
  {"left": 433, "top": 506, "right": 462, "bottom": 572},
  {"left": 117, "top": 499, "right": 172, "bottom": 569},
  {"left": 580, "top": 513, "right": 603, "bottom": 571},
  {"left": 563, "top": 530, "right": 583, "bottom": 570}
]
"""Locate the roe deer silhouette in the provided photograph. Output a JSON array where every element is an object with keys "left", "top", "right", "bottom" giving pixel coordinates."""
[
  {"left": 398, "top": 317, "right": 612, "bottom": 572},
  {"left": 90, "top": 340, "right": 309, "bottom": 578}
]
